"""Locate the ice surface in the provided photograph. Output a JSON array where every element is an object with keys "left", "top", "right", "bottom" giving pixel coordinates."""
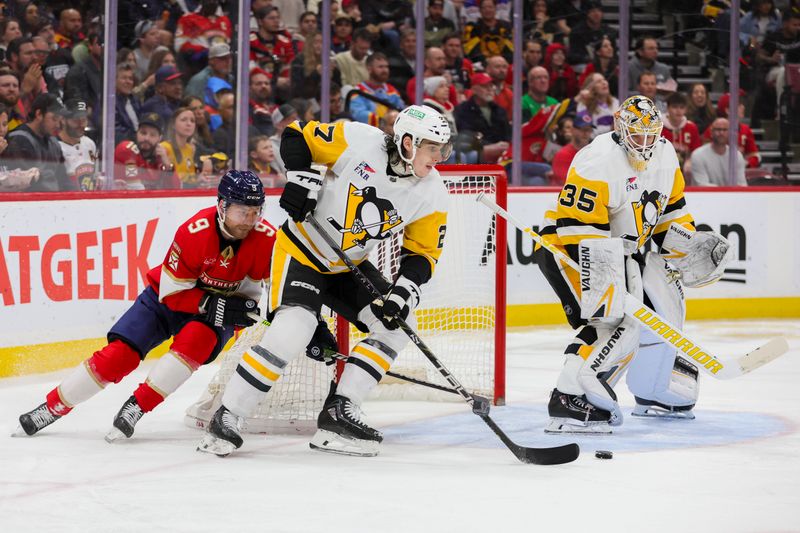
[{"left": 1, "top": 320, "right": 798, "bottom": 533}]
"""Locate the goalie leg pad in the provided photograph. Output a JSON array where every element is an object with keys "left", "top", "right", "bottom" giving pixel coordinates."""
[
  {"left": 579, "top": 238, "right": 626, "bottom": 325},
  {"left": 336, "top": 305, "right": 415, "bottom": 406},
  {"left": 627, "top": 253, "right": 698, "bottom": 411},
  {"left": 222, "top": 305, "right": 317, "bottom": 417}
]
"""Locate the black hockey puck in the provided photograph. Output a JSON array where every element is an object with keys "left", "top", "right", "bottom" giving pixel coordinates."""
[{"left": 594, "top": 450, "right": 613, "bottom": 460}]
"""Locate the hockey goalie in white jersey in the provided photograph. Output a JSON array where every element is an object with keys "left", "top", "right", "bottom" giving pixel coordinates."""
[
  {"left": 198, "top": 105, "right": 453, "bottom": 456},
  {"left": 538, "top": 95, "right": 734, "bottom": 434}
]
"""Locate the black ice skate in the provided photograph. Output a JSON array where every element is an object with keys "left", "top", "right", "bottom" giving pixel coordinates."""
[
  {"left": 196, "top": 405, "right": 243, "bottom": 457},
  {"left": 632, "top": 397, "right": 696, "bottom": 420},
  {"left": 15, "top": 403, "right": 61, "bottom": 436},
  {"left": 310, "top": 394, "right": 382, "bottom": 457},
  {"left": 105, "top": 396, "right": 145, "bottom": 443},
  {"left": 545, "top": 388, "right": 613, "bottom": 434}
]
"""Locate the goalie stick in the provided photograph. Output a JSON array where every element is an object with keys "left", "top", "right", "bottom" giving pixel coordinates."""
[
  {"left": 305, "top": 214, "right": 580, "bottom": 465},
  {"left": 477, "top": 193, "right": 789, "bottom": 380}
]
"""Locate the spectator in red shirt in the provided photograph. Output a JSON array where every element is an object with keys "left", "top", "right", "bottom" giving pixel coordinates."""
[
  {"left": 250, "top": 6, "right": 296, "bottom": 80},
  {"left": 551, "top": 109, "right": 594, "bottom": 186},
  {"left": 485, "top": 55, "right": 512, "bottom": 118},
  {"left": 175, "top": 0, "right": 232, "bottom": 75},
  {"left": 702, "top": 91, "right": 762, "bottom": 168},
  {"left": 406, "top": 47, "right": 458, "bottom": 106},
  {"left": 114, "top": 112, "right": 180, "bottom": 190},
  {"left": 544, "top": 43, "right": 578, "bottom": 100},
  {"left": 662, "top": 92, "right": 702, "bottom": 172}
]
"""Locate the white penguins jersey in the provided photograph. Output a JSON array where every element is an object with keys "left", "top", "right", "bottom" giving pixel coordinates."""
[
  {"left": 540, "top": 131, "right": 696, "bottom": 258},
  {"left": 279, "top": 120, "right": 449, "bottom": 277}
]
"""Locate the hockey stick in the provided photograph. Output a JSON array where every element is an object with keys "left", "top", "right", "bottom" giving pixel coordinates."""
[
  {"left": 245, "top": 313, "right": 461, "bottom": 395},
  {"left": 477, "top": 194, "right": 790, "bottom": 380},
  {"left": 305, "top": 214, "right": 580, "bottom": 465}
]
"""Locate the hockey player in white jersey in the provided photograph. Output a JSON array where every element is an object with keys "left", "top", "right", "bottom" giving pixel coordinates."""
[
  {"left": 198, "top": 105, "right": 453, "bottom": 456},
  {"left": 537, "top": 95, "right": 734, "bottom": 434}
]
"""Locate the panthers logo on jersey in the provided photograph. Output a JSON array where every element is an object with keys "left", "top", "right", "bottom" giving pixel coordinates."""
[
  {"left": 327, "top": 183, "right": 403, "bottom": 251},
  {"left": 626, "top": 189, "right": 667, "bottom": 248}
]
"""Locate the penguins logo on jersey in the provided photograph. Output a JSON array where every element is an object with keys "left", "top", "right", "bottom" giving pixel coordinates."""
[
  {"left": 626, "top": 190, "right": 666, "bottom": 248},
  {"left": 327, "top": 183, "right": 403, "bottom": 250}
]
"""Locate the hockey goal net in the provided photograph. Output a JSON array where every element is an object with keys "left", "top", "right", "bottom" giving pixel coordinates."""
[{"left": 185, "top": 165, "right": 507, "bottom": 433}]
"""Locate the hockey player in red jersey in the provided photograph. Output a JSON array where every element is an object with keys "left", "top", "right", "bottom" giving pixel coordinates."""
[{"left": 16, "top": 170, "right": 275, "bottom": 440}]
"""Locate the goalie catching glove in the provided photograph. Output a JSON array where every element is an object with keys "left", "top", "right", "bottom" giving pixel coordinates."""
[
  {"left": 660, "top": 223, "right": 734, "bottom": 288},
  {"left": 279, "top": 169, "right": 323, "bottom": 222},
  {"left": 199, "top": 294, "right": 260, "bottom": 328},
  {"left": 370, "top": 276, "right": 421, "bottom": 330}
]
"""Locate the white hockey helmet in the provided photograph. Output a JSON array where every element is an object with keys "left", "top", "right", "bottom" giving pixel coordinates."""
[
  {"left": 393, "top": 105, "right": 453, "bottom": 166},
  {"left": 614, "top": 95, "right": 663, "bottom": 171}
]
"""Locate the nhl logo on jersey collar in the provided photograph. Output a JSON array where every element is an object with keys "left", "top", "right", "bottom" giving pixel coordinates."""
[
  {"left": 354, "top": 161, "right": 376, "bottom": 181},
  {"left": 626, "top": 176, "right": 639, "bottom": 192}
]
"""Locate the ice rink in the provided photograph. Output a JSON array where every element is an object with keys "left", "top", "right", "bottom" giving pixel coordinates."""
[{"left": 2, "top": 319, "right": 798, "bottom": 533}]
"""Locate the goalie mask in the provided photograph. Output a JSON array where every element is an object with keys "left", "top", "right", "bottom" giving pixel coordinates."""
[
  {"left": 614, "top": 95, "right": 663, "bottom": 172},
  {"left": 393, "top": 105, "right": 453, "bottom": 171}
]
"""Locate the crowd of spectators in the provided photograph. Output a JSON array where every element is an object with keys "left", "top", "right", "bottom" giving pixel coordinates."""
[{"left": 1, "top": 0, "right": 799, "bottom": 192}]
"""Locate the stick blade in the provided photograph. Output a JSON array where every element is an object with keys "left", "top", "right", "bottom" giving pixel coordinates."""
[
  {"left": 738, "top": 337, "right": 790, "bottom": 375},
  {"left": 517, "top": 442, "right": 580, "bottom": 465}
]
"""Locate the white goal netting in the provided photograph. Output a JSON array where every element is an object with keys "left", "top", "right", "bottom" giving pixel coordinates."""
[{"left": 185, "top": 168, "right": 506, "bottom": 434}]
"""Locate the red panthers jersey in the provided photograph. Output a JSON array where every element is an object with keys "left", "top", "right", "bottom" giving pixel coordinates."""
[{"left": 147, "top": 206, "right": 277, "bottom": 314}]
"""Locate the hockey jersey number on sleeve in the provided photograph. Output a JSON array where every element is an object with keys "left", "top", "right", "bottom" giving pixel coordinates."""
[{"left": 286, "top": 120, "right": 350, "bottom": 169}]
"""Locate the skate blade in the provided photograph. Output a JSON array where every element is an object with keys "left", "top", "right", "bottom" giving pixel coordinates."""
[
  {"left": 196, "top": 433, "right": 237, "bottom": 457},
  {"left": 104, "top": 427, "right": 128, "bottom": 444},
  {"left": 544, "top": 418, "right": 612, "bottom": 435},
  {"left": 632, "top": 406, "right": 695, "bottom": 420},
  {"left": 309, "top": 430, "right": 379, "bottom": 457},
  {"left": 10, "top": 424, "right": 31, "bottom": 438}
]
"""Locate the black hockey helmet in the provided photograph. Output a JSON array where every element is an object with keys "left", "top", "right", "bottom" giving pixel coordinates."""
[{"left": 217, "top": 170, "right": 264, "bottom": 207}]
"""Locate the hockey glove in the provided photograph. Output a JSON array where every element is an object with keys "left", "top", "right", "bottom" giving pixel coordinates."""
[
  {"left": 280, "top": 169, "right": 323, "bottom": 222},
  {"left": 199, "top": 294, "right": 260, "bottom": 328},
  {"left": 305, "top": 320, "right": 339, "bottom": 365},
  {"left": 370, "top": 276, "right": 421, "bottom": 330}
]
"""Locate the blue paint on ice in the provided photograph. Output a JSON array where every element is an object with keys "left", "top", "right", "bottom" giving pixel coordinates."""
[{"left": 383, "top": 404, "right": 789, "bottom": 453}]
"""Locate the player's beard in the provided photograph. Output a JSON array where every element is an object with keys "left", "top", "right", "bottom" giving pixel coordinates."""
[{"left": 223, "top": 222, "right": 254, "bottom": 240}]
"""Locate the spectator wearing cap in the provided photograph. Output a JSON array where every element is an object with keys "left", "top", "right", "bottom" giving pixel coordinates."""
[
  {"left": 425, "top": 0, "right": 456, "bottom": 47},
  {"left": 136, "top": 47, "right": 178, "bottom": 102},
  {"left": 462, "top": 0, "right": 513, "bottom": 64},
  {"left": 454, "top": 72, "right": 510, "bottom": 163},
  {"left": 251, "top": 6, "right": 296, "bottom": 79},
  {"left": 186, "top": 42, "right": 234, "bottom": 99},
  {"left": 690, "top": 118, "right": 748, "bottom": 186},
  {"left": 331, "top": 13, "right": 355, "bottom": 54},
  {"left": 64, "top": 32, "right": 103, "bottom": 134},
  {"left": 334, "top": 27, "right": 373, "bottom": 87},
  {"left": 406, "top": 46, "right": 459, "bottom": 106},
  {"left": 132, "top": 20, "right": 161, "bottom": 83},
  {"left": 575, "top": 73, "right": 618, "bottom": 136},
  {"left": 114, "top": 112, "right": 180, "bottom": 190},
  {"left": 567, "top": 1, "right": 617, "bottom": 66},
  {"left": 544, "top": 43, "right": 578, "bottom": 101},
  {"left": 702, "top": 91, "right": 761, "bottom": 168},
  {"left": 662, "top": 92, "right": 701, "bottom": 172},
  {"left": 175, "top": 0, "right": 232, "bottom": 76},
  {"left": 388, "top": 29, "right": 417, "bottom": 98},
  {"left": 211, "top": 90, "right": 235, "bottom": 159},
  {"left": 4, "top": 92, "right": 71, "bottom": 191},
  {"left": 54, "top": 8, "right": 83, "bottom": 51},
  {"left": 115, "top": 63, "right": 142, "bottom": 144},
  {"left": 57, "top": 98, "right": 100, "bottom": 191},
  {"left": 291, "top": 31, "right": 343, "bottom": 100},
  {"left": 627, "top": 36, "right": 674, "bottom": 92},
  {"left": 268, "top": 104, "right": 298, "bottom": 176},
  {"left": 551, "top": 110, "right": 594, "bottom": 185},
  {"left": 522, "top": 67, "right": 558, "bottom": 122},
  {"left": 442, "top": 32, "right": 474, "bottom": 95},
  {"left": 250, "top": 67, "right": 276, "bottom": 136},
  {"left": 142, "top": 65, "right": 184, "bottom": 125},
  {"left": 350, "top": 52, "right": 404, "bottom": 126}
]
